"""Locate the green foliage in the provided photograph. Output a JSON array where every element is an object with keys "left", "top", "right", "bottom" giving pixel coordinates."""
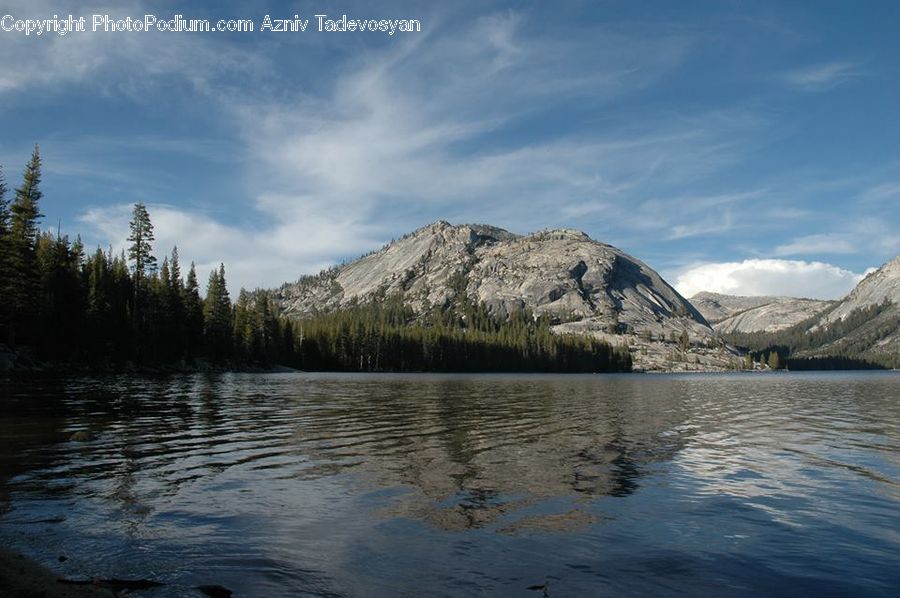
[
  {"left": 295, "top": 296, "right": 631, "bottom": 373},
  {"left": 0, "top": 164, "right": 11, "bottom": 342},
  {"left": 4, "top": 146, "right": 45, "bottom": 346},
  {"left": 233, "top": 289, "right": 282, "bottom": 363},
  {"left": 34, "top": 230, "right": 84, "bottom": 360},
  {"left": 10, "top": 146, "right": 43, "bottom": 245},
  {"left": 203, "top": 263, "right": 233, "bottom": 362},
  {"left": 182, "top": 262, "right": 204, "bottom": 360}
]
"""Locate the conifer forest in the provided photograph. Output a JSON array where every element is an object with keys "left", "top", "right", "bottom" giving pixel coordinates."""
[{"left": 0, "top": 147, "right": 631, "bottom": 373}]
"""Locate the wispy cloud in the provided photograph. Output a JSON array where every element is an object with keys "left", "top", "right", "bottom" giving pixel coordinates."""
[
  {"left": 66, "top": 9, "right": 798, "bottom": 290},
  {"left": 17, "top": 2, "right": 894, "bottom": 294},
  {"left": 0, "top": 0, "right": 266, "bottom": 98},
  {"left": 860, "top": 181, "right": 900, "bottom": 204},
  {"left": 629, "top": 190, "right": 764, "bottom": 240},
  {"left": 782, "top": 60, "right": 862, "bottom": 91},
  {"left": 188, "top": 10, "right": 722, "bottom": 286},
  {"left": 774, "top": 233, "right": 857, "bottom": 256}
]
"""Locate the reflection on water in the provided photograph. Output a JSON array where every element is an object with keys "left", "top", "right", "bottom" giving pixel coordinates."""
[{"left": 1, "top": 372, "right": 899, "bottom": 596}]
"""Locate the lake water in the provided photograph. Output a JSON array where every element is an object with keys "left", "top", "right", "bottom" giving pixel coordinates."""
[{"left": 1, "top": 372, "right": 899, "bottom": 596}]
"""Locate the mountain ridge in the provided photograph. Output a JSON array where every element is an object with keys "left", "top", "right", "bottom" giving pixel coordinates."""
[
  {"left": 274, "top": 220, "right": 737, "bottom": 371},
  {"left": 713, "top": 254, "right": 900, "bottom": 368},
  {"left": 798, "top": 255, "right": 900, "bottom": 364},
  {"left": 691, "top": 291, "right": 833, "bottom": 333}
]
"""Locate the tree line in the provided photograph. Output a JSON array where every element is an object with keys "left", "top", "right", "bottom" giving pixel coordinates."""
[
  {"left": 0, "top": 147, "right": 631, "bottom": 373},
  {"left": 299, "top": 296, "right": 632, "bottom": 373}
]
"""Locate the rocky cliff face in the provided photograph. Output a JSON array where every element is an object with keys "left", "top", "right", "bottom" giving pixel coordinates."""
[
  {"left": 275, "top": 221, "right": 738, "bottom": 371},
  {"left": 691, "top": 292, "right": 832, "bottom": 333},
  {"left": 798, "top": 255, "right": 900, "bottom": 363},
  {"left": 816, "top": 257, "right": 900, "bottom": 325}
]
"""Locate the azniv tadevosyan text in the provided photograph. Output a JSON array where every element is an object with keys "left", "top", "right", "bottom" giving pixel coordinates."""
[{"left": 262, "top": 14, "right": 421, "bottom": 34}]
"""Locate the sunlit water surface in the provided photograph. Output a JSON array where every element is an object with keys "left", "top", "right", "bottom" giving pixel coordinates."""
[{"left": 1, "top": 372, "right": 899, "bottom": 596}]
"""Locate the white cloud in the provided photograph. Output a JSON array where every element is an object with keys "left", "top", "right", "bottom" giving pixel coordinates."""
[
  {"left": 674, "top": 259, "right": 868, "bottom": 300},
  {"left": 782, "top": 61, "right": 862, "bottom": 91}
]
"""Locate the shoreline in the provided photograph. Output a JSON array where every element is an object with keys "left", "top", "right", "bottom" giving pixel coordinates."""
[{"left": 0, "top": 548, "right": 113, "bottom": 597}]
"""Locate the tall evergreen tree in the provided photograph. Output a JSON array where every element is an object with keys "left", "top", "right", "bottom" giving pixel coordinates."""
[
  {"left": 166, "top": 247, "right": 186, "bottom": 361},
  {"left": 110, "top": 249, "right": 134, "bottom": 357},
  {"left": 233, "top": 288, "right": 252, "bottom": 359},
  {"left": 7, "top": 146, "right": 44, "bottom": 345},
  {"left": 183, "top": 261, "right": 204, "bottom": 360},
  {"left": 169, "top": 246, "right": 183, "bottom": 292},
  {"left": 127, "top": 202, "right": 156, "bottom": 294},
  {"left": 203, "top": 263, "right": 232, "bottom": 362},
  {"left": 0, "top": 164, "right": 8, "bottom": 232},
  {"left": 0, "top": 165, "right": 10, "bottom": 340},
  {"left": 85, "top": 247, "right": 112, "bottom": 354},
  {"left": 126, "top": 202, "right": 157, "bottom": 360},
  {"left": 35, "top": 231, "right": 83, "bottom": 360}
]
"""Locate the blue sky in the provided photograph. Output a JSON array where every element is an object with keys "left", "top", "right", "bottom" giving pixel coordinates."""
[{"left": 2, "top": 0, "right": 898, "bottom": 298}]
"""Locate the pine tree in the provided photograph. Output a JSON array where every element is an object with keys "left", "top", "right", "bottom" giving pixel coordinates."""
[
  {"left": 679, "top": 330, "right": 690, "bottom": 352},
  {"left": 166, "top": 247, "right": 185, "bottom": 361},
  {"left": 203, "top": 263, "right": 232, "bottom": 362},
  {"left": 183, "top": 261, "right": 204, "bottom": 360},
  {"left": 157, "top": 255, "right": 173, "bottom": 353},
  {"left": 7, "top": 146, "right": 44, "bottom": 346},
  {"left": 0, "top": 163, "right": 8, "bottom": 232},
  {"left": 127, "top": 202, "right": 156, "bottom": 294},
  {"left": 233, "top": 288, "right": 253, "bottom": 359},
  {"left": 109, "top": 249, "right": 134, "bottom": 358},
  {"left": 35, "top": 230, "right": 83, "bottom": 360},
  {"left": 126, "top": 202, "right": 157, "bottom": 360},
  {"left": 85, "top": 247, "right": 112, "bottom": 356},
  {"left": 169, "top": 246, "right": 183, "bottom": 292},
  {"left": 0, "top": 165, "right": 11, "bottom": 340}
]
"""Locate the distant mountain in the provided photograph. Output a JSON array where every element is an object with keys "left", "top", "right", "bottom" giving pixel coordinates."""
[
  {"left": 275, "top": 221, "right": 738, "bottom": 371},
  {"left": 717, "top": 255, "right": 900, "bottom": 368},
  {"left": 795, "top": 256, "right": 900, "bottom": 365},
  {"left": 691, "top": 292, "right": 832, "bottom": 333},
  {"left": 815, "top": 257, "right": 899, "bottom": 326}
]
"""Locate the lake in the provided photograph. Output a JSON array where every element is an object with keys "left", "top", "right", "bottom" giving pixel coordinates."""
[{"left": 1, "top": 372, "right": 899, "bottom": 596}]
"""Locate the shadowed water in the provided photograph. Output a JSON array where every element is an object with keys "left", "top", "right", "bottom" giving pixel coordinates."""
[{"left": 1, "top": 372, "right": 899, "bottom": 596}]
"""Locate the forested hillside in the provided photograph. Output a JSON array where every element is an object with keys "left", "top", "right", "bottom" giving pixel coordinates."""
[
  {"left": 722, "top": 300, "right": 899, "bottom": 369},
  {"left": 0, "top": 147, "right": 629, "bottom": 373}
]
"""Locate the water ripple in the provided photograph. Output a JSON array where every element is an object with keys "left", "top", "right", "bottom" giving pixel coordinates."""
[{"left": 1, "top": 371, "right": 899, "bottom": 596}]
